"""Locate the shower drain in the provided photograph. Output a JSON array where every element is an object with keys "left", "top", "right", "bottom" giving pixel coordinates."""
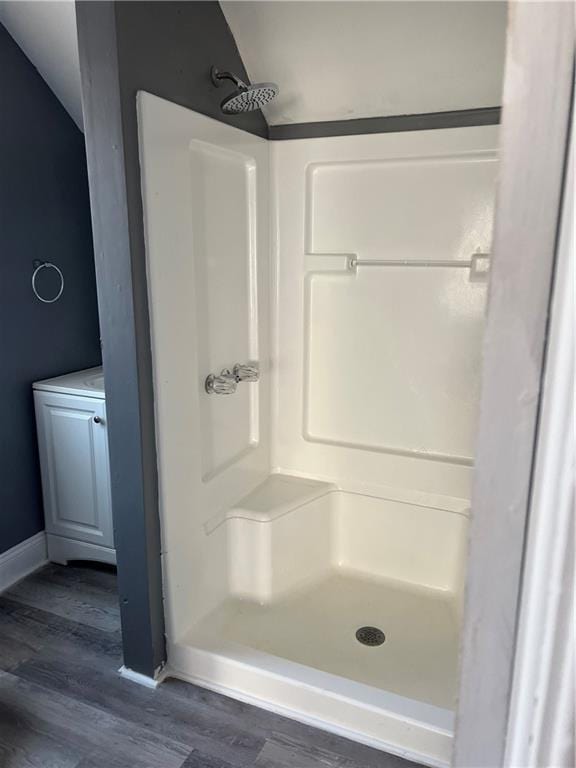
[{"left": 355, "top": 626, "right": 386, "bottom": 647}]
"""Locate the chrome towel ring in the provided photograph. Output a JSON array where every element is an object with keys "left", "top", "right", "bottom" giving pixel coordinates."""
[{"left": 32, "top": 260, "right": 64, "bottom": 304}]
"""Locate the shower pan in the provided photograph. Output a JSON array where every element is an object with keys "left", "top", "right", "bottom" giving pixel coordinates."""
[{"left": 137, "top": 92, "right": 498, "bottom": 767}]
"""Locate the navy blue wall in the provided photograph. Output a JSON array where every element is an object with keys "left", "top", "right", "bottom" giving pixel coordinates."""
[{"left": 0, "top": 24, "right": 101, "bottom": 555}]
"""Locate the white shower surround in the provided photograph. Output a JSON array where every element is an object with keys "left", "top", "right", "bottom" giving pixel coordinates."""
[{"left": 137, "top": 92, "right": 498, "bottom": 766}]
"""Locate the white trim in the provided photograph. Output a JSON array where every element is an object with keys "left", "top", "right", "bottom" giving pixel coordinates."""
[
  {"left": 118, "top": 665, "right": 162, "bottom": 689},
  {"left": 0, "top": 532, "right": 48, "bottom": 593},
  {"left": 504, "top": 112, "right": 575, "bottom": 768},
  {"left": 453, "top": 5, "right": 574, "bottom": 764}
]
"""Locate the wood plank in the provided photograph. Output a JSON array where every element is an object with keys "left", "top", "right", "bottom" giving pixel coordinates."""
[
  {"left": 255, "top": 734, "right": 360, "bottom": 768},
  {"left": 0, "top": 705, "right": 80, "bottom": 768},
  {"left": 14, "top": 647, "right": 264, "bottom": 767},
  {"left": 181, "top": 753, "right": 236, "bottom": 768},
  {"left": 255, "top": 733, "right": 422, "bottom": 768},
  {"left": 0, "top": 671, "right": 189, "bottom": 768},
  {"left": 5, "top": 571, "right": 120, "bottom": 632},
  {"left": 34, "top": 562, "right": 118, "bottom": 595},
  {"left": 75, "top": 752, "right": 166, "bottom": 768},
  {"left": 163, "top": 677, "right": 397, "bottom": 768},
  {"left": 0, "top": 610, "right": 47, "bottom": 671},
  {"left": 0, "top": 597, "right": 122, "bottom": 659}
]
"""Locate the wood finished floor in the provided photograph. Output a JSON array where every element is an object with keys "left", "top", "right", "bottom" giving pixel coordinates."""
[{"left": 0, "top": 563, "right": 423, "bottom": 768}]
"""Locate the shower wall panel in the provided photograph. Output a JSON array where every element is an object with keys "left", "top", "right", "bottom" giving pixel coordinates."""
[
  {"left": 138, "top": 93, "right": 271, "bottom": 638},
  {"left": 305, "top": 267, "right": 485, "bottom": 462},
  {"left": 188, "top": 141, "right": 260, "bottom": 481},
  {"left": 307, "top": 155, "right": 496, "bottom": 262},
  {"left": 272, "top": 127, "right": 498, "bottom": 506}
]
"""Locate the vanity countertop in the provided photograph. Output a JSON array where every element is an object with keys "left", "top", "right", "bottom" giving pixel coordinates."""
[{"left": 33, "top": 366, "right": 105, "bottom": 399}]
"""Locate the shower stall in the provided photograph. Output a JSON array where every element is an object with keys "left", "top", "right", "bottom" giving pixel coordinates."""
[{"left": 138, "top": 91, "right": 498, "bottom": 766}]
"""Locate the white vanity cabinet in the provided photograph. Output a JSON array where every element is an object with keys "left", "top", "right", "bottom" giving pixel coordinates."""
[{"left": 33, "top": 367, "right": 115, "bottom": 565}]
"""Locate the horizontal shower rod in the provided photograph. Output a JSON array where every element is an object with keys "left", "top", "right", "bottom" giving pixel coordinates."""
[{"left": 348, "top": 257, "right": 487, "bottom": 269}]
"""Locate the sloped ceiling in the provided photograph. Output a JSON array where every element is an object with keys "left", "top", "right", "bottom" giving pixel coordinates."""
[
  {"left": 0, "top": 1, "right": 507, "bottom": 133},
  {"left": 0, "top": 0, "right": 82, "bottom": 130},
  {"left": 221, "top": 1, "right": 507, "bottom": 126}
]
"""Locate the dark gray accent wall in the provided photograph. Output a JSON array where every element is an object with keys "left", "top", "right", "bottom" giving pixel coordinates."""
[
  {"left": 114, "top": 1, "right": 267, "bottom": 140},
  {"left": 75, "top": 0, "right": 266, "bottom": 678},
  {"left": 269, "top": 107, "right": 501, "bottom": 140},
  {"left": 0, "top": 24, "right": 101, "bottom": 556}
]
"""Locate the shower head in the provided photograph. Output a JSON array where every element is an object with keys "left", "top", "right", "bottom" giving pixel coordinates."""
[{"left": 211, "top": 66, "right": 278, "bottom": 114}]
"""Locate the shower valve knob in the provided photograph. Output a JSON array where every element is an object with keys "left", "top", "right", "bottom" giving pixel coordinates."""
[
  {"left": 205, "top": 369, "right": 237, "bottom": 395},
  {"left": 233, "top": 362, "right": 260, "bottom": 383}
]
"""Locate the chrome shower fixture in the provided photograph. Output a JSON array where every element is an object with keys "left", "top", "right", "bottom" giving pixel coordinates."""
[
  {"left": 205, "top": 361, "right": 260, "bottom": 394},
  {"left": 211, "top": 66, "right": 278, "bottom": 114},
  {"left": 205, "top": 369, "right": 237, "bottom": 395},
  {"left": 233, "top": 362, "right": 260, "bottom": 383}
]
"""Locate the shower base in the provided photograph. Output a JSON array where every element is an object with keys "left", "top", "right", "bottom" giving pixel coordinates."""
[
  {"left": 188, "top": 572, "right": 458, "bottom": 708},
  {"left": 166, "top": 477, "right": 467, "bottom": 767}
]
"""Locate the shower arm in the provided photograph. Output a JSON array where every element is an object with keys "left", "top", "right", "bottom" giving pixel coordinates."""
[{"left": 211, "top": 67, "right": 248, "bottom": 90}]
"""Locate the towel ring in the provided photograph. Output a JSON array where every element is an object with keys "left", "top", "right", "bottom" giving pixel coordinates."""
[{"left": 32, "top": 261, "right": 64, "bottom": 304}]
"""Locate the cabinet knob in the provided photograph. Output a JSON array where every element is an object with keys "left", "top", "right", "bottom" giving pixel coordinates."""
[{"left": 93, "top": 416, "right": 102, "bottom": 424}]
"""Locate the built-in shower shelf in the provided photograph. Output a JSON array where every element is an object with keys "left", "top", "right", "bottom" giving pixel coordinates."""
[{"left": 204, "top": 473, "right": 336, "bottom": 534}]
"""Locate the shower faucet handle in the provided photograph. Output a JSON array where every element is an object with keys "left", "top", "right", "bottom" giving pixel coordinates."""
[
  {"left": 205, "top": 369, "right": 237, "bottom": 395},
  {"left": 233, "top": 362, "right": 260, "bottom": 383}
]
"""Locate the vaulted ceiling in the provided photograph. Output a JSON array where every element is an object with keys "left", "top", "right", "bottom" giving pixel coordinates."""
[
  {"left": 0, "top": 1, "right": 507, "bottom": 132},
  {"left": 0, "top": 0, "right": 82, "bottom": 129},
  {"left": 221, "top": 1, "right": 507, "bottom": 126}
]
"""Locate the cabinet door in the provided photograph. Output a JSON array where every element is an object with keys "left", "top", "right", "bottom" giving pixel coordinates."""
[{"left": 34, "top": 391, "right": 114, "bottom": 548}]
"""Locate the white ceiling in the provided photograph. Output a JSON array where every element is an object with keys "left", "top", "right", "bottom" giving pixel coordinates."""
[
  {"left": 0, "top": 0, "right": 82, "bottom": 130},
  {"left": 0, "top": 1, "right": 507, "bottom": 133},
  {"left": 221, "top": 1, "right": 508, "bottom": 126}
]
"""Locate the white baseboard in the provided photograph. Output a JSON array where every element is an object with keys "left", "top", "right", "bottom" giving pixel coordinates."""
[
  {"left": 0, "top": 532, "right": 48, "bottom": 593},
  {"left": 119, "top": 665, "right": 164, "bottom": 689}
]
